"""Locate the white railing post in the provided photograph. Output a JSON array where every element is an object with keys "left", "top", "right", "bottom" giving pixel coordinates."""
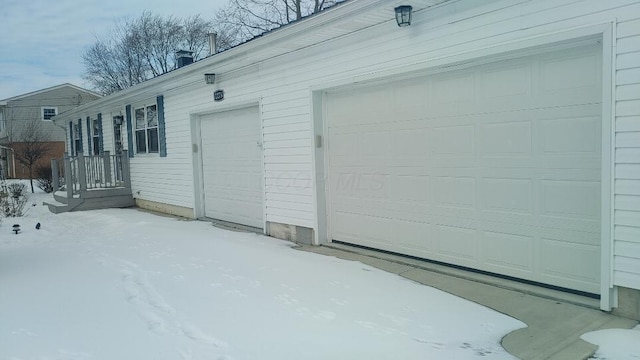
[
  {"left": 77, "top": 151, "right": 87, "bottom": 192},
  {"left": 51, "top": 158, "right": 59, "bottom": 192},
  {"left": 64, "top": 155, "right": 73, "bottom": 199},
  {"left": 122, "top": 150, "right": 131, "bottom": 188},
  {"left": 103, "top": 151, "right": 112, "bottom": 186}
]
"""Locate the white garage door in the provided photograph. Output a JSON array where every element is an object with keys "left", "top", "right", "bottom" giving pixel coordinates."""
[
  {"left": 200, "top": 106, "right": 263, "bottom": 229},
  {"left": 327, "top": 44, "right": 602, "bottom": 294}
]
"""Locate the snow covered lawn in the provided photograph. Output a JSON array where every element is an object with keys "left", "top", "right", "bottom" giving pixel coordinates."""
[
  {"left": 1, "top": 192, "right": 525, "bottom": 359},
  {"left": 582, "top": 325, "right": 640, "bottom": 360}
]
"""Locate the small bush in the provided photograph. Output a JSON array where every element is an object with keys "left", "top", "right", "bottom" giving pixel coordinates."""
[
  {"left": 36, "top": 164, "right": 54, "bottom": 193},
  {"left": 1, "top": 182, "right": 28, "bottom": 217},
  {"left": 7, "top": 183, "right": 27, "bottom": 198}
]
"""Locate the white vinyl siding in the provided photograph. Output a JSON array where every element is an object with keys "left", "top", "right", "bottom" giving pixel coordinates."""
[
  {"left": 614, "top": 15, "right": 640, "bottom": 290},
  {"left": 129, "top": 95, "right": 195, "bottom": 210}
]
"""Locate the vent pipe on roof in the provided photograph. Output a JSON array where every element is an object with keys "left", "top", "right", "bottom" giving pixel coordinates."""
[
  {"left": 176, "top": 50, "right": 194, "bottom": 68},
  {"left": 208, "top": 33, "right": 218, "bottom": 55}
]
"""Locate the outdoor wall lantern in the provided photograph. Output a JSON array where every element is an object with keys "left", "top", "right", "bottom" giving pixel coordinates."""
[
  {"left": 204, "top": 73, "right": 216, "bottom": 84},
  {"left": 395, "top": 5, "right": 413, "bottom": 27}
]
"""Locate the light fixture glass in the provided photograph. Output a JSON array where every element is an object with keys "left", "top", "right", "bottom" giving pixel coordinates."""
[{"left": 395, "top": 5, "right": 413, "bottom": 27}]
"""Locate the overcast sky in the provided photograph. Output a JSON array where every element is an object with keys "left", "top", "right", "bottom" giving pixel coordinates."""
[{"left": 0, "top": 0, "right": 229, "bottom": 99}]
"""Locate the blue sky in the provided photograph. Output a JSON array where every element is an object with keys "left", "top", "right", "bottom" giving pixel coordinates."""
[{"left": 0, "top": 0, "right": 229, "bottom": 99}]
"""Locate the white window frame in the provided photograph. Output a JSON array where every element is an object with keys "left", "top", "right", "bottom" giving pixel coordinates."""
[
  {"left": 134, "top": 104, "right": 159, "bottom": 154},
  {"left": 91, "top": 118, "right": 100, "bottom": 155},
  {"left": 73, "top": 121, "right": 82, "bottom": 156},
  {"left": 41, "top": 107, "right": 58, "bottom": 121}
]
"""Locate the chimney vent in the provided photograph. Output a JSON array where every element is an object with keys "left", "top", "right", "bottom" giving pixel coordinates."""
[
  {"left": 176, "top": 50, "right": 194, "bottom": 68},
  {"left": 208, "top": 33, "right": 218, "bottom": 55}
]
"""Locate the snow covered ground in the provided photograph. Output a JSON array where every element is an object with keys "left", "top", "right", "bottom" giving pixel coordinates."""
[
  {"left": 0, "top": 187, "right": 529, "bottom": 359},
  {"left": 582, "top": 325, "right": 640, "bottom": 360}
]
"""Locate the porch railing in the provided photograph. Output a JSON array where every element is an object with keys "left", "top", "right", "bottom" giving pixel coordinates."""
[{"left": 51, "top": 150, "right": 131, "bottom": 198}]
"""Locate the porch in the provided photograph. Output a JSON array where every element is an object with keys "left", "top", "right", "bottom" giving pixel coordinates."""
[{"left": 45, "top": 151, "right": 135, "bottom": 213}]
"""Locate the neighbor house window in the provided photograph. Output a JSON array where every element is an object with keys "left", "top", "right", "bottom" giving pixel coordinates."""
[
  {"left": 135, "top": 104, "right": 158, "bottom": 153},
  {"left": 42, "top": 107, "right": 58, "bottom": 120},
  {"left": 0, "top": 108, "right": 5, "bottom": 132}
]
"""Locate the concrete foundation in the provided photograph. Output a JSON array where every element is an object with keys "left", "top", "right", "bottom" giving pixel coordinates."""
[
  {"left": 267, "top": 222, "right": 313, "bottom": 245},
  {"left": 614, "top": 287, "right": 640, "bottom": 321},
  {"left": 134, "top": 198, "right": 195, "bottom": 219}
]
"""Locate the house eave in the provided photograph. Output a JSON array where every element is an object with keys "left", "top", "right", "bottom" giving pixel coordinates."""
[{"left": 55, "top": 0, "right": 452, "bottom": 123}]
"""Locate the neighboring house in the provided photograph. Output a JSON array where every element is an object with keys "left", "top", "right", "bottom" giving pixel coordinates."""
[
  {"left": 0, "top": 83, "right": 101, "bottom": 179},
  {"left": 51, "top": 0, "right": 640, "bottom": 319}
]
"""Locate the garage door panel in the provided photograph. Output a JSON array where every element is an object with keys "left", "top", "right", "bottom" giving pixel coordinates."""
[
  {"left": 333, "top": 212, "right": 392, "bottom": 241},
  {"left": 477, "top": 63, "right": 533, "bottom": 102},
  {"left": 434, "top": 225, "right": 478, "bottom": 261},
  {"left": 540, "top": 180, "right": 600, "bottom": 218},
  {"left": 431, "top": 73, "right": 474, "bottom": 107},
  {"left": 430, "top": 125, "right": 475, "bottom": 155},
  {"left": 201, "top": 107, "right": 263, "bottom": 229},
  {"left": 541, "top": 239, "right": 600, "bottom": 287},
  {"left": 481, "top": 177, "right": 532, "bottom": 214},
  {"left": 482, "top": 231, "right": 535, "bottom": 272},
  {"left": 393, "top": 81, "right": 428, "bottom": 119},
  {"left": 391, "top": 175, "right": 430, "bottom": 203},
  {"left": 540, "top": 117, "right": 600, "bottom": 154},
  {"left": 393, "top": 220, "right": 434, "bottom": 253},
  {"left": 328, "top": 44, "right": 602, "bottom": 293},
  {"left": 479, "top": 121, "right": 532, "bottom": 156}
]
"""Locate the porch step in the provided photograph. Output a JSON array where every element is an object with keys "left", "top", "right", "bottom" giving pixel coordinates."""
[
  {"left": 54, "top": 191, "right": 79, "bottom": 204},
  {"left": 44, "top": 199, "right": 72, "bottom": 214},
  {"left": 45, "top": 189, "right": 134, "bottom": 214},
  {"left": 74, "top": 194, "right": 135, "bottom": 211}
]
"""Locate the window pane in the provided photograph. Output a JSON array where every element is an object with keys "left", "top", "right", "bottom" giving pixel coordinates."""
[
  {"left": 147, "top": 128, "right": 159, "bottom": 153},
  {"left": 93, "top": 137, "right": 100, "bottom": 155},
  {"left": 136, "top": 130, "right": 146, "bottom": 153},
  {"left": 93, "top": 119, "right": 99, "bottom": 133},
  {"left": 43, "top": 108, "right": 57, "bottom": 120},
  {"left": 147, "top": 105, "right": 157, "bottom": 127},
  {"left": 135, "top": 108, "right": 145, "bottom": 129}
]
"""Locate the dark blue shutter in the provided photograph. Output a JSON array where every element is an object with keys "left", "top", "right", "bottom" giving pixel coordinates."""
[
  {"left": 77, "top": 119, "right": 83, "bottom": 154},
  {"left": 69, "top": 121, "right": 74, "bottom": 155},
  {"left": 157, "top": 95, "right": 167, "bottom": 157},
  {"left": 86, "top": 116, "right": 92, "bottom": 155},
  {"left": 97, "top": 113, "right": 104, "bottom": 154},
  {"left": 125, "top": 105, "right": 134, "bottom": 158}
]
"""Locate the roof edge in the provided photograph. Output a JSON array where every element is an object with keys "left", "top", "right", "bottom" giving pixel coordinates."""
[{"left": 0, "top": 83, "right": 102, "bottom": 103}]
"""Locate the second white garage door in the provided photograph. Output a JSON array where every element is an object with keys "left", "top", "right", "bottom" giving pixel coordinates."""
[
  {"left": 326, "top": 44, "right": 603, "bottom": 294},
  {"left": 200, "top": 106, "right": 263, "bottom": 229}
]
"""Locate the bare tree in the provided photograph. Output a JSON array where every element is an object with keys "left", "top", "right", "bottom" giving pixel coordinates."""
[
  {"left": 12, "top": 119, "right": 51, "bottom": 193},
  {"left": 83, "top": 12, "right": 216, "bottom": 95},
  {"left": 214, "top": 0, "right": 337, "bottom": 48}
]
